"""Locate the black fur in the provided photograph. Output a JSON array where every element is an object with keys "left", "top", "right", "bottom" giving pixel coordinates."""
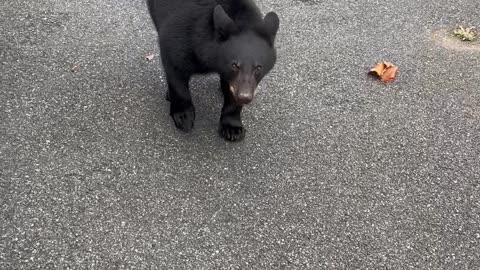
[{"left": 147, "top": 0, "right": 279, "bottom": 141}]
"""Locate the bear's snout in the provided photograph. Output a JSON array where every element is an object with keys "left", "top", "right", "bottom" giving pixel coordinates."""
[
  {"left": 237, "top": 91, "right": 253, "bottom": 104},
  {"left": 229, "top": 84, "right": 255, "bottom": 105},
  {"left": 229, "top": 73, "right": 257, "bottom": 105}
]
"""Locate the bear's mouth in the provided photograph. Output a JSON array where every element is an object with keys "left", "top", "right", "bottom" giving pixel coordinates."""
[{"left": 229, "top": 84, "right": 254, "bottom": 105}]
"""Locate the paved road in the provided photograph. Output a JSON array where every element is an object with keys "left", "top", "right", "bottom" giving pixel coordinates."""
[{"left": 1, "top": 0, "right": 479, "bottom": 268}]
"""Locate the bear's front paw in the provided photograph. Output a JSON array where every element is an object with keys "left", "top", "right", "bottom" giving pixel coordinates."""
[
  {"left": 220, "top": 124, "right": 245, "bottom": 142},
  {"left": 171, "top": 107, "right": 195, "bottom": 132}
]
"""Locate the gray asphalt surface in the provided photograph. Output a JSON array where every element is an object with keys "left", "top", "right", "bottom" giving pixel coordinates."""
[{"left": 1, "top": 0, "right": 480, "bottom": 268}]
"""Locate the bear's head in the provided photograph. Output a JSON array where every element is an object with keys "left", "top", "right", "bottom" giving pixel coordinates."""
[{"left": 213, "top": 5, "right": 279, "bottom": 105}]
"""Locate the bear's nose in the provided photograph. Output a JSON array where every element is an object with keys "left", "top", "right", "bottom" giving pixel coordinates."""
[{"left": 237, "top": 91, "right": 253, "bottom": 104}]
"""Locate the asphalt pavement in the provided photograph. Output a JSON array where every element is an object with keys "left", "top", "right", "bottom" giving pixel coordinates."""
[{"left": 1, "top": 0, "right": 479, "bottom": 268}]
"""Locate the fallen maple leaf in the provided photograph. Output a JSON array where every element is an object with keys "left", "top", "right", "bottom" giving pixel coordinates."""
[
  {"left": 380, "top": 65, "right": 398, "bottom": 82},
  {"left": 145, "top": 54, "right": 155, "bottom": 61},
  {"left": 369, "top": 61, "right": 398, "bottom": 82}
]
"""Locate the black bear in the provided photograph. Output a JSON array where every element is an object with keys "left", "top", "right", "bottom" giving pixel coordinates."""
[{"left": 147, "top": 0, "right": 279, "bottom": 141}]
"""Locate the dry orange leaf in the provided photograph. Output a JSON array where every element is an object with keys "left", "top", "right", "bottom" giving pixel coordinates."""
[
  {"left": 369, "top": 61, "right": 398, "bottom": 82},
  {"left": 380, "top": 65, "right": 398, "bottom": 82}
]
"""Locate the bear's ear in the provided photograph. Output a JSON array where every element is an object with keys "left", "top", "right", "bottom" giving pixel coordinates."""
[
  {"left": 263, "top": 12, "right": 279, "bottom": 43},
  {"left": 213, "top": 5, "right": 234, "bottom": 40}
]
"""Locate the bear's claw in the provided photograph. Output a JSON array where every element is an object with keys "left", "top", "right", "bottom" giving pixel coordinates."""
[
  {"left": 171, "top": 108, "right": 195, "bottom": 132},
  {"left": 220, "top": 124, "right": 245, "bottom": 142}
]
